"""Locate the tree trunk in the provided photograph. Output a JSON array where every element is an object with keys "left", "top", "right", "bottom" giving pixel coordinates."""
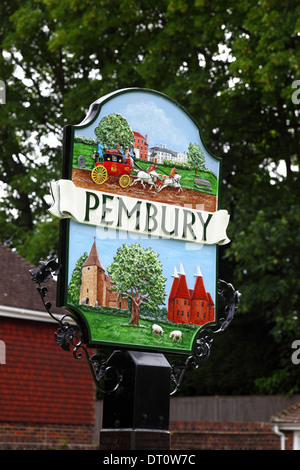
[
  {"left": 129, "top": 301, "right": 140, "bottom": 325},
  {"left": 128, "top": 290, "right": 149, "bottom": 325}
]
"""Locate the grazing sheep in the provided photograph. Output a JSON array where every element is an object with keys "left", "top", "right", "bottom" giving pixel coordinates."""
[
  {"left": 152, "top": 324, "right": 164, "bottom": 336},
  {"left": 169, "top": 330, "right": 182, "bottom": 342}
]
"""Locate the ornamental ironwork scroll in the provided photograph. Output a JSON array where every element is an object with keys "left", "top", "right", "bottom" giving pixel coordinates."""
[{"left": 30, "top": 260, "right": 122, "bottom": 394}]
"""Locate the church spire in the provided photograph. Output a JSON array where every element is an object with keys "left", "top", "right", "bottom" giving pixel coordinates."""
[{"left": 82, "top": 237, "right": 104, "bottom": 270}]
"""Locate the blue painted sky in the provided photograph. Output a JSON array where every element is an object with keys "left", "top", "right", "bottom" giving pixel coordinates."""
[{"left": 74, "top": 90, "right": 220, "bottom": 176}]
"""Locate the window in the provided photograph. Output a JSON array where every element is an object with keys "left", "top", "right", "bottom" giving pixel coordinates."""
[{"left": 293, "top": 432, "right": 300, "bottom": 450}]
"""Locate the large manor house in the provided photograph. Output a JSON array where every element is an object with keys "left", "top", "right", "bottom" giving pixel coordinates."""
[
  {"left": 79, "top": 239, "right": 128, "bottom": 310},
  {"left": 168, "top": 265, "right": 215, "bottom": 326},
  {"left": 133, "top": 131, "right": 187, "bottom": 164}
]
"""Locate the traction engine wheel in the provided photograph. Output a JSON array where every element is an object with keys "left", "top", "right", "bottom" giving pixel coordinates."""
[{"left": 91, "top": 165, "right": 108, "bottom": 185}]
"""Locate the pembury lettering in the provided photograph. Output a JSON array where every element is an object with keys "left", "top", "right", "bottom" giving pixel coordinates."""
[{"left": 49, "top": 179, "right": 230, "bottom": 246}]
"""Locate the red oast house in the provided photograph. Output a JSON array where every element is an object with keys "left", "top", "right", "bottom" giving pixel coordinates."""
[{"left": 167, "top": 265, "right": 215, "bottom": 326}]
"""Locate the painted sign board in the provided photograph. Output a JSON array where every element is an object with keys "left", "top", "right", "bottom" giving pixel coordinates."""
[{"left": 49, "top": 88, "right": 230, "bottom": 355}]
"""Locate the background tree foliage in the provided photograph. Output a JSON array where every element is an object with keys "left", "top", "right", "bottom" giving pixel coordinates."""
[{"left": 0, "top": 0, "right": 299, "bottom": 395}]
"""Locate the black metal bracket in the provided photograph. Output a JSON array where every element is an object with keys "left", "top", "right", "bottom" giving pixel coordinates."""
[
  {"left": 30, "top": 260, "right": 240, "bottom": 396},
  {"left": 168, "top": 279, "right": 241, "bottom": 395},
  {"left": 29, "top": 260, "right": 122, "bottom": 394}
]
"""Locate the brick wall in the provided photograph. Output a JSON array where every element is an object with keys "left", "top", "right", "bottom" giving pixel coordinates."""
[
  {"left": 0, "top": 422, "right": 97, "bottom": 450},
  {"left": 0, "top": 317, "right": 97, "bottom": 449},
  {"left": 170, "top": 421, "right": 293, "bottom": 450},
  {"left": 95, "top": 397, "right": 300, "bottom": 451}
]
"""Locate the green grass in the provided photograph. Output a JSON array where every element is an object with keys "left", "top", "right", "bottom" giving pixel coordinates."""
[
  {"left": 73, "top": 142, "right": 97, "bottom": 169},
  {"left": 72, "top": 141, "right": 218, "bottom": 195},
  {"left": 135, "top": 160, "right": 218, "bottom": 195},
  {"left": 78, "top": 306, "right": 198, "bottom": 352}
]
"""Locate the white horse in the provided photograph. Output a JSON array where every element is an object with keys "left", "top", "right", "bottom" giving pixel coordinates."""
[
  {"left": 131, "top": 165, "right": 160, "bottom": 190},
  {"left": 157, "top": 173, "right": 182, "bottom": 192}
]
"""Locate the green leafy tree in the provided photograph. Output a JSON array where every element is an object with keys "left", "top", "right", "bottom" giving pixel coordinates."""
[
  {"left": 187, "top": 143, "right": 206, "bottom": 174},
  {"left": 107, "top": 243, "right": 166, "bottom": 325},
  {"left": 1, "top": 0, "right": 300, "bottom": 394},
  {"left": 68, "top": 252, "right": 88, "bottom": 303},
  {"left": 94, "top": 113, "right": 134, "bottom": 151}
]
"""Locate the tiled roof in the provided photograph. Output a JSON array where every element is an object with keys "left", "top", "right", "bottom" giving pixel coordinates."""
[
  {"left": 133, "top": 131, "right": 146, "bottom": 139},
  {"left": 271, "top": 401, "right": 300, "bottom": 423},
  {"left": 0, "top": 242, "right": 64, "bottom": 314},
  {"left": 83, "top": 238, "right": 104, "bottom": 270},
  {"left": 207, "top": 292, "right": 214, "bottom": 305},
  {"left": 149, "top": 146, "right": 177, "bottom": 158},
  {"left": 0, "top": 243, "right": 96, "bottom": 425},
  {"left": 192, "top": 275, "right": 209, "bottom": 300},
  {"left": 168, "top": 276, "right": 179, "bottom": 300},
  {"left": 174, "top": 274, "right": 190, "bottom": 299}
]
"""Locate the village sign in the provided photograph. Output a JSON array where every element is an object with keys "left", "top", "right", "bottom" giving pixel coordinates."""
[
  {"left": 48, "top": 87, "right": 231, "bottom": 355},
  {"left": 30, "top": 88, "right": 240, "bottom": 396}
]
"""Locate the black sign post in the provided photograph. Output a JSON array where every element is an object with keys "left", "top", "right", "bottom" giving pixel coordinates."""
[{"left": 99, "top": 350, "right": 171, "bottom": 450}]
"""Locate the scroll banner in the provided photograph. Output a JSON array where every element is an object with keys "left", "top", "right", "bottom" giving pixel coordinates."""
[{"left": 49, "top": 179, "right": 230, "bottom": 246}]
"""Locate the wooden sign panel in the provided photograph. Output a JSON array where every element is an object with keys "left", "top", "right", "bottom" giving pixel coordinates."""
[{"left": 50, "top": 88, "right": 229, "bottom": 354}]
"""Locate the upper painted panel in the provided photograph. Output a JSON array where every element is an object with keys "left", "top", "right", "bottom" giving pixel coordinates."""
[{"left": 71, "top": 88, "right": 220, "bottom": 212}]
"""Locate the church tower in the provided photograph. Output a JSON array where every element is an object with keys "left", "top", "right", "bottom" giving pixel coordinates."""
[{"left": 79, "top": 238, "right": 106, "bottom": 307}]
